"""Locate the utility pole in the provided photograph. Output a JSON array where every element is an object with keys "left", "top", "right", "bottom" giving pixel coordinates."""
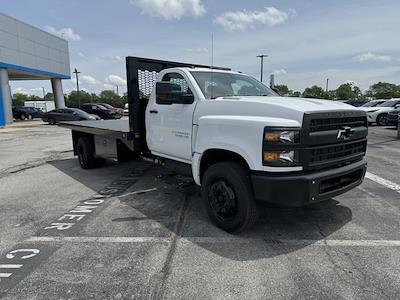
[
  {"left": 73, "top": 68, "right": 81, "bottom": 107},
  {"left": 326, "top": 78, "right": 329, "bottom": 92},
  {"left": 116, "top": 85, "right": 119, "bottom": 96},
  {"left": 42, "top": 87, "right": 46, "bottom": 100},
  {"left": 256, "top": 54, "right": 268, "bottom": 82}
]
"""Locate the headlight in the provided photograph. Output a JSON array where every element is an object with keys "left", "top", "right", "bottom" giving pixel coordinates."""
[
  {"left": 264, "top": 130, "right": 300, "bottom": 144},
  {"left": 263, "top": 128, "right": 301, "bottom": 166}
]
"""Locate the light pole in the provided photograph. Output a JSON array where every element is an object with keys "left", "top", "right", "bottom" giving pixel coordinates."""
[
  {"left": 116, "top": 85, "right": 119, "bottom": 96},
  {"left": 42, "top": 87, "right": 46, "bottom": 100},
  {"left": 326, "top": 78, "right": 329, "bottom": 92},
  {"left": 257, "top": 54, "right": 268, "bottom": 82},
  {"left": 73, "top": 68, "right": 81, "bottom": 107}
]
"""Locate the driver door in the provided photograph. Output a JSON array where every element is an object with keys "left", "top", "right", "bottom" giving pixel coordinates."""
[{"left": 146, "top": 71, "right": 197, "bottom": 162}]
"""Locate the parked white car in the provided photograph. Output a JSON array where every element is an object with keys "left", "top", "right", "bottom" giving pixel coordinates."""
[
  {"left": 359, "top": 99, "right": 386, "bottom": 108},
  {"left": 359, "top": 99, "right": 400, "bottom": 125}
]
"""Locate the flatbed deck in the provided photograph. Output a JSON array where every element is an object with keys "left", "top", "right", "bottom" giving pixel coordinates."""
[{"left": 60, "top": 119, "right": 131, "bottom": 140}]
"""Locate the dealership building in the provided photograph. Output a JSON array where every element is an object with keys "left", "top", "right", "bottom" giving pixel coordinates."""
[{"left": 0, "top": 12, "right": 70, "bottom": 127}]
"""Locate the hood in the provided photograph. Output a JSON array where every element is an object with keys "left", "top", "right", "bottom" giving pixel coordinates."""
[
  {"left": 219, "top": 96, "right": 354, "bottom": 112},
  {"left": 194, "top": 96, "right": 361, "bottom": 125}
]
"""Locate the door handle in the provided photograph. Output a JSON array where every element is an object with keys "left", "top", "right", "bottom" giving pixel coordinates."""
[{"left": 149, "top": 110, "right": 158, "bottom": 114}]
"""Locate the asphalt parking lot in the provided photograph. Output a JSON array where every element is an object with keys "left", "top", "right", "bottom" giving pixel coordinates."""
[{"left": 0, "top": 123, "right": 400, "bottom": 300}]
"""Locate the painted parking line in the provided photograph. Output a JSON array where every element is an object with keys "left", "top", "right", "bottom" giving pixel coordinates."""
[
  {"left": 365, "top": 172, "right": 400, "bottom": 193},
  {"left": 25, "top": 236, "right": 400, "bottom": 247},
  {"left": 27, "top": 236, "right": 168, "bottom": 243}
]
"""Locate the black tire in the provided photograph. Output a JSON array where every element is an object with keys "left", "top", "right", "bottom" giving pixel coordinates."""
[
  {"left": 27, "top": 114, "right": 33, "bottom": 120},
  {"left": 201, "top": 162, "right": 259, "bottom": 233},
  {"left": 48, "top": 118, "right": 56, "bottom": 125},
  {"left": 20, "top": 114, "right": 26, "bottom": 120},
  {"left": 377, "top": 114, "right": 388, "bottom": 126},
  {"left": 77, "top": 137, "right": 96, "bottom": 169}
]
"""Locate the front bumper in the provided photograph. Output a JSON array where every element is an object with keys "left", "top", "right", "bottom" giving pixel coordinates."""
[
  {"left": 251, "top": 159, "right": 367, "bottom": 207},
  {"left": 387, "top": 115, "right": 399, "bottom": 125}
]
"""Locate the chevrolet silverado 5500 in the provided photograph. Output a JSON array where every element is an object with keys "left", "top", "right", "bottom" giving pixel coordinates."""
[{"left": 61, "top": 57, "right": 368, "bottom": 233}]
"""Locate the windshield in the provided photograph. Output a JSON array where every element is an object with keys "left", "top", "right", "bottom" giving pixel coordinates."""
[
  {"left": 97, "top": 105, "right": 108, "bottom": 110},
  {"left": 101, "top": 104, "right": 113, "bottom": 109},
  {"left": 362, "top": 101, "right": 383, "bottom": 107},
  {"left": 377, "top": 100, "right": 399, "bottom": 107},
  {"left": 190, "top": 71, "right": 278, "bottom": 99},
  {"left": 71, "top": 108, "right": 90, "bottom": 116}
]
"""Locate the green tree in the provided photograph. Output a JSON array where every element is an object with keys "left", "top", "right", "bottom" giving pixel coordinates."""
[
  {"left": 365, "top": 82, "right": 400, "bottom": 99},
  {"left": 98, "top": 90, "right": 124, "bottom": 108},
  {"left": 274, "top": 84, "right": 291, "bottom": 96},
  {"left": 12, "top": 93, "right": 29, "bottom": 107},
  {"left": 66, "top": 90, "right": 93, "bottom": 108},
  {"left": 302, "top": 85, "right": 327, "bottom": 99},
  {"left": 44, "top": 92, "right": 54, "bottom": 101},
  {"left": 335, "top": 83, "right": 362, "bottom": 100},
  {"left": 27, "top": 95, "right": 40, "bottom": 101}
]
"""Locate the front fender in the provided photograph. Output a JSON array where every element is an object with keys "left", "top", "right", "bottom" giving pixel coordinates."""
[{"left": 192, "top": 115, "right": 301, "bottom": 185}]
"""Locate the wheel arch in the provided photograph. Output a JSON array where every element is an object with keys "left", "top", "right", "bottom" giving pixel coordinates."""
[{"left": 198, "top": 149, "right": 251, "bottom": 184}]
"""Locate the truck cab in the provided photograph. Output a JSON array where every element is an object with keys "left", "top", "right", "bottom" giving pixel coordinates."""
[{"left": 62, "top": 57, "right": 368, "bottom": 233}]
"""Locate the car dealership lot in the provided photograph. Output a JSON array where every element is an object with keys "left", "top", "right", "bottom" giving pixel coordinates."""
[{"left": 0, "top": 124, "right": 400, "bottom": 300}]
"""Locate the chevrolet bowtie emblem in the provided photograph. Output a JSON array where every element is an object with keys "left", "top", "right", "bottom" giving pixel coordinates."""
[{"left": 337, "top": 126, "right": 354, "bottom": 140}]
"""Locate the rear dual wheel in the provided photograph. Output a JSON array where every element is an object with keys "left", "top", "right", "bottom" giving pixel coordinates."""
[
  {"left": 201, "top": 162, "right": 259, "bottom": 233},
  {"left": 77, "top": 137, "right": 96, "bottom": 169}
]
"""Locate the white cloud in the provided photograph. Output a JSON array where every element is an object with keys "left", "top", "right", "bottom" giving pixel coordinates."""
[
  {"left": 105, "top": 75, "right": 127, "bottom": 86},
  {"left": 356, "top": 52, "right": 391, "bottom": 62},
  {"left": 115, "top": 55, "right": 124, "bottom": 62},
  {"left": 80, "top": 75, "right": 99, "bottom": 85},
  {"left": 13, "top": 87, "right": 29, "bottom": 95},
  {"left": 215, "top": 7, "right": 293, "bottom": 32},
  {"left": 78, "top": 52, "right": 85, "bottom": 57},
  {"left": 70, "top": 75, "right": 99, "bottom": 85},
  {"left": 44, "top": 25, "right": 81, "bottom": 41},
  {"left": 273, "top": 69, "right": 287, "bottom": 75},
  {"left": 131, "top": 0, "right": 205, "bottom": 20},
  {"left": 103, "top": 83, "right": 114, "bottom": 90}
]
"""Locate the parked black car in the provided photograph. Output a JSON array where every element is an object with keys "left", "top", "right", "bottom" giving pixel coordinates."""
[
  {"left": 42, "top": 108, "right": 99, "bottom": 125},
  {"left": 12, "top": 106, "right": 44, "bottom": 120},
  {"left": 387, "top": 109, "right": 400, "bottom": 126},
  {"left": 80, "top": 103, "right": 119, "bottom": 120}
]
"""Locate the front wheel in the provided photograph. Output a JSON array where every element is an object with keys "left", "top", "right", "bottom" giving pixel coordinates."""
[
  {"left": 201, "top": 162, "right": 259, "bottom": 233},
  {"left": 20, "top": 114, "right": 26, "bottom": 120},
  {"left": 377, "top": 114, "right": 388, "bottom": 126}
]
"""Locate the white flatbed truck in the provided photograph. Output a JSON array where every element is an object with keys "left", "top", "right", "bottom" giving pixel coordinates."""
[{"left": 60, "top": 57, "right": 368, "bottom": 233}]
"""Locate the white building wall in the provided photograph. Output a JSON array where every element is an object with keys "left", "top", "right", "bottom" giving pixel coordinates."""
[{"left": 0, "top": 12, "right": 70, "bottom": 77}]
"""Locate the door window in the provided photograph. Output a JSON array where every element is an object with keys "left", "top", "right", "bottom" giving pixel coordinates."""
[{"left": 162, "top": 73, "right": 192, "bottom": 94}]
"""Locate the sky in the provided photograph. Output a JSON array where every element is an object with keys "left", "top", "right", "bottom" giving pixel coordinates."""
[{"left": 1, "top": 0, "right": 400, "bottom": 97}]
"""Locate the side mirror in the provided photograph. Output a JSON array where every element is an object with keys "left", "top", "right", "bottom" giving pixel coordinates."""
[
  {"left": 156, "top": 82, "right": 194, "bottom": 105},
  {"left": 73, "top": 112, "right": 78, "bottom": 115},
  {"left": 395, "top": 104, "right": 400, "bottom": 109}
]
